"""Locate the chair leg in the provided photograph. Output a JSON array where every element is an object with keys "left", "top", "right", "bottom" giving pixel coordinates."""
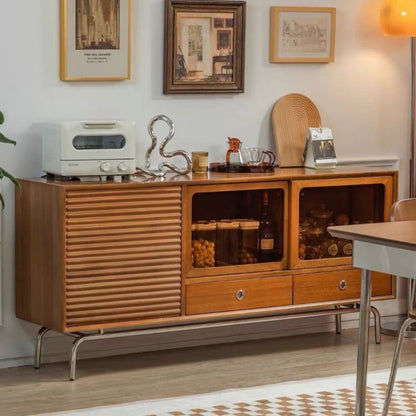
[
  {"left": 382, "top": 317, "right": 416, "bottom": 416},
  {"left": 408, "top": 279, "right": 416, "bottom": 314}
]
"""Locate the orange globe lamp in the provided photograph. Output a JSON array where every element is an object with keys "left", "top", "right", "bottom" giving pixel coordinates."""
[{"left": 380, "top": 0, "right": 416, "bottom": 36}]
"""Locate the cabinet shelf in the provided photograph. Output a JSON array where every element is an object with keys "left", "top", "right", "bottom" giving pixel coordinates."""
[
  {"left": 290, "top": 176, "right": 394, "bottom": 269},
  {"left": 183, "top": 182, "right": 289, "bottom": 278}
]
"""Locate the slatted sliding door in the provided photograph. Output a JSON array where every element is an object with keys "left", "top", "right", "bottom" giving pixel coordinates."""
[{"left": 64, "top": 186, "right": 182, "bottom": 330}]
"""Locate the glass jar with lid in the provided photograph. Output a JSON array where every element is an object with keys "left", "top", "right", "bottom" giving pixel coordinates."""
[
  {"left": 239, "top": 220, "right": 259, "bottom": 264},
  {"left": 192, "top": 221, "right": 216, "bottom": 268},
  {"left": 310, "top": 205, "right": 334, "bottom": 233},
  {"left": 303, "top": 227, "right": 324, "bottom": 259},
  {"left": 320, "top": 221, "right": 339, "bottom": 258},
  {"left": 216, "top": 220, "right": 239, "bottom": 266},
  {"left": 304, "top": 227, "right": 324, "bottom": 246}
]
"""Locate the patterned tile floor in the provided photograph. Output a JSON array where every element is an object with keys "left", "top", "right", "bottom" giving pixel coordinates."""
[
  {"left": 35, "top": 366, "right": 416, "bottom": 416},
  {"left": 146, "top": 379, "right": 416, "bottom": 416}
]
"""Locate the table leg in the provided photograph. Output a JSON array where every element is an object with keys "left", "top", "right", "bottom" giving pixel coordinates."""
[{"left": 356, "top": 269, "right": 372, "bottom": 416}]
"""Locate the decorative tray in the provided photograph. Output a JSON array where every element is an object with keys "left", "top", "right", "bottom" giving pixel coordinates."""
[{"left": 209, "top": 163, "right": 275, "bottom": 173}]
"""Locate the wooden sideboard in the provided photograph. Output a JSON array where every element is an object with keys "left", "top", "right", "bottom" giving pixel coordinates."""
[{"left": 15, "top": 166, "right": 398, "bottom": 377}]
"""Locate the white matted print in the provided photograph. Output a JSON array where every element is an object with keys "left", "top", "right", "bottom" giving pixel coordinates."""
[
  {"left": 60, "top": 0, "right": 131, "bottom": 81},
  {"left": 270, "top": 7, "right": 335, "bottom": 63}
]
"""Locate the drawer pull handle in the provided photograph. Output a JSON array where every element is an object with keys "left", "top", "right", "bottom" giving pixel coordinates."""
[
  {"left": 235, "top": 289, "right": 245, "bottom": 301},
  {"left": 339, "top": 280, "right": 347, "bottom": 291}
]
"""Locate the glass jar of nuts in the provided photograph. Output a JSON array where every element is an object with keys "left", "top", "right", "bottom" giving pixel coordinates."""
[
  {"left": 192, "top": 221, "right": 216, "bottom": 268},
  {"left": 239, "top": 220, "right": 259, "bottom": 264},
  {"left": 216, "top": 220, "right": 239, "bottom": 266}
]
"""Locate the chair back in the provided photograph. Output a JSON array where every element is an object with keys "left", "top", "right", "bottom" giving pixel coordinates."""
[{"left": 391, "top": 198, "right": 416, "bottom": 222}]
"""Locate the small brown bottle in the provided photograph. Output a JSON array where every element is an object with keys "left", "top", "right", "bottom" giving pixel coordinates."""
[{"left": 259, "top": 190, "right": 276, "bottom": 262}]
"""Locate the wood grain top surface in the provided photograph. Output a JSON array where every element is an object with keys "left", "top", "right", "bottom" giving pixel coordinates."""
[
  {"left": 328, "top": 221, "right": 416, "bottom": 251},
  {"left": 21, "top": 166, "right": 397, "bottom": 188}
]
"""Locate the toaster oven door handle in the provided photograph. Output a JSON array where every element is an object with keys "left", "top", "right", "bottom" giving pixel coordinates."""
[{"left": 82, "top": 122, "right": 117, "bottom": 129}]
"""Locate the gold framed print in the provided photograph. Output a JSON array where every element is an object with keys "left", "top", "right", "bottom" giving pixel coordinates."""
[
  {"left": 60, "top": 0, "right": 131, "bottom": 81},
  {"left": 269, "top": 7, "right": 335, "bottom": 63}
]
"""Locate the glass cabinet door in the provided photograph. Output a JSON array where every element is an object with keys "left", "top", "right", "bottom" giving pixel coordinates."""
[
  {"left": 290, "top": 176, "right": 394, "bottom": 269},
  {"left": 183, "top": 182, "right": 288, "bottom": 278}
]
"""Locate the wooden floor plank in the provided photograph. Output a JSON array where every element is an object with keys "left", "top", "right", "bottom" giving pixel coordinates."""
[{"left": 1, "top": 329, "right": 416, "bottom": 416}]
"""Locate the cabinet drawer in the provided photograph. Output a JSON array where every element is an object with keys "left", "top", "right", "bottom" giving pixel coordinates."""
[
  {"left": 186, "top": 276, "right": 292, "bottom": 315},
  {"left": 294, "top": 269, "right": 392, "bottom": 304}
]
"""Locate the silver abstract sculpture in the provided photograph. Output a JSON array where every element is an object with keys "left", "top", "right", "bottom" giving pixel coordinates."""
[{"left": 136, "top": 115, "right": 192, "bottom": 177}]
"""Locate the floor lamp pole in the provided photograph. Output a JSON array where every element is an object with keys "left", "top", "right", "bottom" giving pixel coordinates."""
[{"left": 411, "top": 37, "right": 416, "bottom": 198}]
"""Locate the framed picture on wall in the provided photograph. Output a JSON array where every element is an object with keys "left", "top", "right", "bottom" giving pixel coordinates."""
[
  {"left": 269, "top": 6, "right": 336, "bottom": 63},
  {"left": 60, "top": 0, "right": 131, "bottom": 81},
  {"left": 164, "top": 0, "right": 246, "bottom": 94}
]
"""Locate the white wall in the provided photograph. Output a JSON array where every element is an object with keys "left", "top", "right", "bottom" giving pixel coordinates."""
[{"left": 0, "top": 0, "right": 411, "bottom": 366}]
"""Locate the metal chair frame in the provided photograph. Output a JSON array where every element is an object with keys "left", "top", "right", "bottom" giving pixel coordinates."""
[
  {"left": 382, "top": 198, "right": 416, "bottom": 415},
  {"left": 382, "top": 312, "right": 416, "bottom": 415}
]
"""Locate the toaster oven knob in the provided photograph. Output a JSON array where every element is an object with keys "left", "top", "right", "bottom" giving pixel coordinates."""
[
  {"left": 100, "top": 161, "right": 112, "bottom": 172},
  {"left": 118, "top": 162, "right": 128, "bottom": 172}
]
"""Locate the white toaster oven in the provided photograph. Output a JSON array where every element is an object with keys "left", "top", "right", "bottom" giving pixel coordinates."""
[{"left": 42, "top": 120, "right": 136, "bottom": 177}]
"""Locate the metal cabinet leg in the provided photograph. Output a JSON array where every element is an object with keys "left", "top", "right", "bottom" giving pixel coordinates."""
[
  {"left": 370, "top": 306, "right": 381, "bottom": 344},
  {"left": 33, "top": 303, "right": 378, "bottom": 381},
  {"left": 69, "top": 336, "right": 87, "bottom": 381},
  {"left": 34, "top": 327, "right": 50, "bottom": 369},
  {"left": 335, "top": 306, "right": 342, "bottom": 334},
  {"left": 334, "top": 305, "right": 381, "bottom": 344}
]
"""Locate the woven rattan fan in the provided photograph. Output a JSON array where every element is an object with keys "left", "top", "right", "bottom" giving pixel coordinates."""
[{"left": 272, "top": 93, "right": 322, "bottom": 167}]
